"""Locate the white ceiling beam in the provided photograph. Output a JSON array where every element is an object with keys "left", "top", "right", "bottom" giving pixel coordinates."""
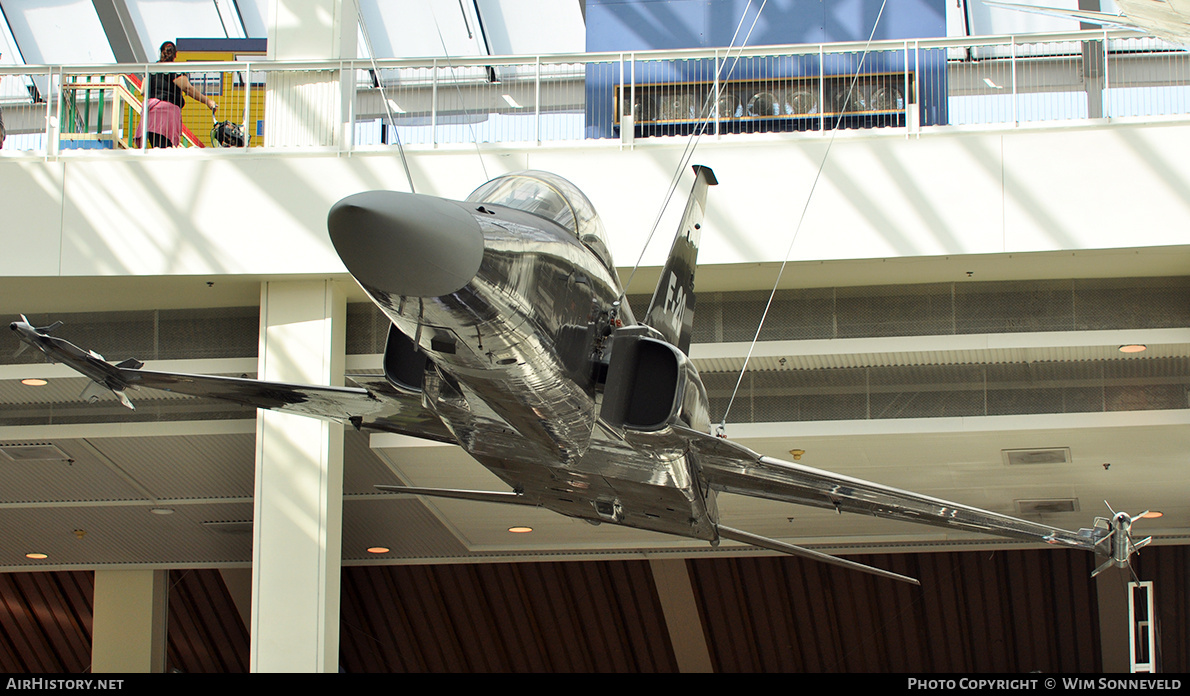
[{"left": 91, "top": 0, "right": 147, "bottom": 63}]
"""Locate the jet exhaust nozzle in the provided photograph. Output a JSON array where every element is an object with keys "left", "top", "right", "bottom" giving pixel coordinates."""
[{"left": 328, "top": 191, "right": 485, "bottom": 298}]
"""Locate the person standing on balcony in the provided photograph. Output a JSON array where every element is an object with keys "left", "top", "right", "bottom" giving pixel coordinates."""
[{"left": 142, "top": 41, "right": 218, "bottom": 147}]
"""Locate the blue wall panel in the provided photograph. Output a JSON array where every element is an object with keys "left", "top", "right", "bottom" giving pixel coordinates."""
[
  {"left": 584, "top": 0, "right": 948, "bottom": 139},
  {"left": 586, "top": 0, "right": 946, "bottom": 52}
]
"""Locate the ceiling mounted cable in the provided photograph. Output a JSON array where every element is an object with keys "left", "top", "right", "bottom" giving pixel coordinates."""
[
  {"left": 718, "top": 0, "right": 889, "bottom": 435},
  {"left": 429, "top": 0, "right": 490, "bottom": 182},
  {"left": 355, "top": 0, "right": 417, "bottom": 193},
  {"left": 627, "top": 0, "right": 769, "bottom": 297}
]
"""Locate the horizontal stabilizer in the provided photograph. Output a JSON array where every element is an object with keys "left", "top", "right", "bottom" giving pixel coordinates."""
[
  {"left": 718, "top": 525, "right": 920, "bottom": 585},
  {"left": 375, "top": 485, "right": 539, "bottom": 507}
]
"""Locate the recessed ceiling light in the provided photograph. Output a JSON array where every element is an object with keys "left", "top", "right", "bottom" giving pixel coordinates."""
[
  {"left": 508, "top": 526, "right": 533, "bottom": 534},
  {"left": 25, "top": 552, "right": 47, "bottom": 560},
  {"left": 366, "top": 546, "right": 390, "bottom": 554},
  {"left": 1119, "top": 344, "right": 1147, "bottom": 353},
  {"left": 20, "top": 378, "right": 47, "bottom": 386},
  {"left": 149, "top": 508, "right": 174, "bottom": 515}
]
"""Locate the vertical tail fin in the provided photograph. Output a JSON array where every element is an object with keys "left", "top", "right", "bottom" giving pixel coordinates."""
[{"left": 643, "top": 165, "right": 717, "bottom": 355}]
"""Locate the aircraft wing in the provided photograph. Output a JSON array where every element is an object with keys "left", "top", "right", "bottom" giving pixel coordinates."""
[
  {"left": 118, "top": 368, "right": 455, "bottom": 441},
  {"left": 10, "top": 314, "right": 457, "bottom": 441},
  {"left": 678, "top": 425, "right": 1106, "bottom": 552},
  {"left": 9, "top": 310, "right": 455, "bottom": 442}
]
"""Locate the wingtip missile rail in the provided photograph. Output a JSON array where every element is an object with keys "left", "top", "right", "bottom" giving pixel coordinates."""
[{"left": 10, "top": 316, "right": 139, "bottom": 410}]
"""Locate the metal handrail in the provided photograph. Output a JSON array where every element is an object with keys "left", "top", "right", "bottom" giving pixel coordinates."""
[{"left": 0, "top": 28, "right": 1185, "bottom": 155}]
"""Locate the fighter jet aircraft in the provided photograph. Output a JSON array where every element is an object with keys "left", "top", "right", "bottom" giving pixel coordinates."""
[
  {"left": 11, "top": 166, "right": 1148, "bottom": 584},
  {"left": 985, "top": 1, "right": 1190, "bottom": 47}
]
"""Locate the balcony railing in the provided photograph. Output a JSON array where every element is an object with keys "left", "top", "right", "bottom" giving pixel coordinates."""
[{"left": 1, "top": 29, "right": 1188, "bottom": 155}]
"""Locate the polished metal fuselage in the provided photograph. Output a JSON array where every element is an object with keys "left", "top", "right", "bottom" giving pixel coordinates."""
[{"left": 360, "top": 204, "right": 720, "bottom": 541}]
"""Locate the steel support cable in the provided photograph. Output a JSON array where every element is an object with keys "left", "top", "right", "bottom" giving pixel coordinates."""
[
  {"left": 352, "top": 1, "right": 418, "bottom": 191},
  {"left": 627, "top": 0, "right": 769, "bottom": 298},
  {"left": 429, "top": 1, "right": 490, "bottom": 182},
  {"left": 718, "top": 0, "right": 889, "bottom": 434},
  {"left": 355, "top": 0, "right": 417, "bottom": 193}
]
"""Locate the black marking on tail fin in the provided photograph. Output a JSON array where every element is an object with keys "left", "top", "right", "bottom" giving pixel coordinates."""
[{"left": 644, "top": 165, "right": 717, "bottom": 355}]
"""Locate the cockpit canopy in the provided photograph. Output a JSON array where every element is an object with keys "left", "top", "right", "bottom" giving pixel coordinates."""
[{"left": 466, "top": 171, "right": 615, "bottom": 271}]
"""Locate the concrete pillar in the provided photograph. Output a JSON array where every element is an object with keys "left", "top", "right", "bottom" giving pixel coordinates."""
[
  {"left": 250, "top": 280, "right": 346, "bottom": 672},
  {"left": 649, "top": 558, "right": 713, "bottom": 672},
  {"left": 265, "top": 0, "right": 358, "bottom": 147},
  {"left": 1096, "top": 566, "right": 1131, "bottom": 673},
  {"left": 91, "top": 569, "right": 168, "bottom": 673}
]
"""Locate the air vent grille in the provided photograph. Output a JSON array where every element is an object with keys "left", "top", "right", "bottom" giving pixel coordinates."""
[
  {"left": 201, "top": 520, "right": 254, "bottom": 535},
  {"left": 631, "top": 275, "right": 1190, "bottom": 343},
  {"left": 1003, "top": 448, "right": 1072, "bottom": 466},
  {"left": 2, "top": 307, "right": 259, "bottom": 366},
  {"left": 1017, "top": 498, "right": 1080, "bottom": 514},
  {"left": 0, "top": 443, "right": 71, "bottom": 461},
  {"left": 704, "top": 358, "right": 1189, "bottom": 424}
]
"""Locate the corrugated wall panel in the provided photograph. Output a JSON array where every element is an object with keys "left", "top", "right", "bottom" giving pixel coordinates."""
[
  {"left": 0, "top": 571, "right": 92, "bottom": 672},
  {"left": 686, "top": 550, "right": 1103, "bottom": 672},
  {"left": 1, "top": 547, "right": 1186, "bottom": 672},
  {"left": 1136, "top": 545, "right": 1190, "bottom": 672},
  {"left": 166, "top": 569, "right": 249, "bottom": 673},
  {"left": 338, "top": 561, "right": 676, "bottom": 672}
]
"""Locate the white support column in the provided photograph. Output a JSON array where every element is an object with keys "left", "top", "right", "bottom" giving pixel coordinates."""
[
  {"left": 649, "top": 558, "right": 713, "bottom": 673},
  {"left": 265, "top": 0, "right": 358, "bottom": 147},
  {"left": 91, "top": 569, "right": 168, "bottom": 673},
  {"left": 250, "top": 280, "right": 346, "bottom": 673}
]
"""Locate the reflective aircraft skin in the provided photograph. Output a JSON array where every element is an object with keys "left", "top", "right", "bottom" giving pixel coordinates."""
[{"left": 12, "top": 166, "right": 1147, "bottom": 584}]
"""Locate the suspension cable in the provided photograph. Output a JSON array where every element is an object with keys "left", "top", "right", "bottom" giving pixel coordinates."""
[
  {"left": 719, "top": 0, "right": 889, "bottom": 434},
  {"left": 354, "top": 1, "right": 417, "bottom": 193},
  {"left": 625, "top": 0, "right": 769, "bottom": 297},
  {"left": 428, "top": 1, "right": 490, "bottom": 181}
]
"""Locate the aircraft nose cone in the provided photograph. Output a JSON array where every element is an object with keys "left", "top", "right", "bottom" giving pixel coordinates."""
[{"left": 328, "top": 191, "right": 485, "bottom": 298}]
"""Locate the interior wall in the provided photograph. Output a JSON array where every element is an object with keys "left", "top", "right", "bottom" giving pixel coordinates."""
[{"left": 2, "top": 121, "right": 1189, "bottom": 281}]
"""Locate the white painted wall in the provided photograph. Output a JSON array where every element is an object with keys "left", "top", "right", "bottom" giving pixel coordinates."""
[{"left": 3, "top": 121, "right": 1189, "bottom": 279}]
